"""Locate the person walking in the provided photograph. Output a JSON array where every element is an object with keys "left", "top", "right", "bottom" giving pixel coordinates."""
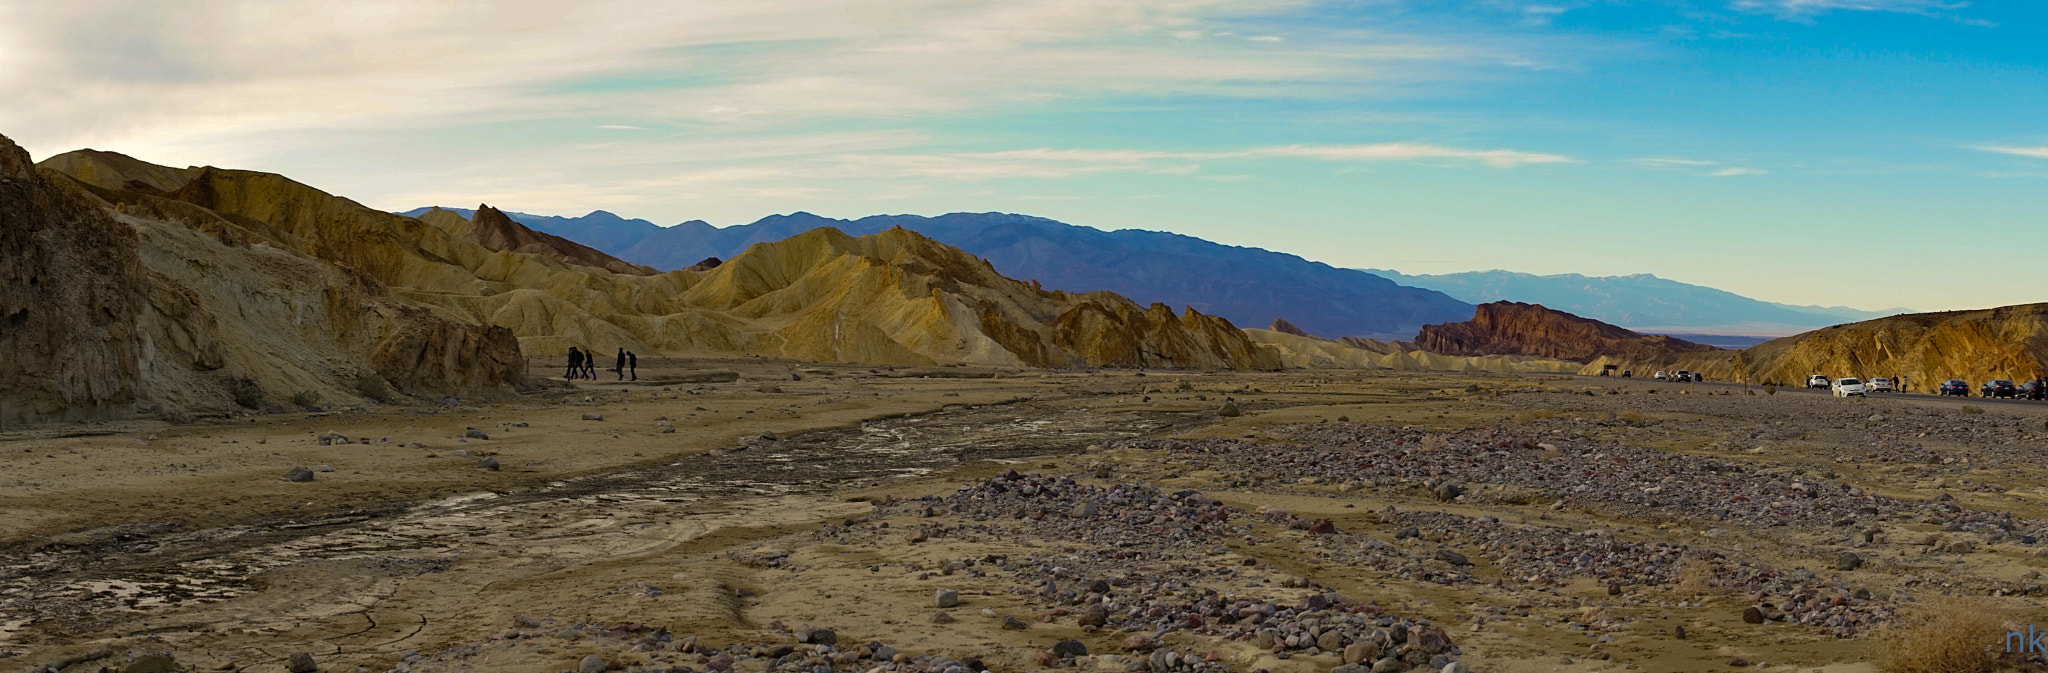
[
  {"left": 583, "top": 351, "right": 597, "bottom": 380},
  {"left": 565, "top": 347, "right": 584, "bottom": 380},
  {"left": 615, "top": 348, "right": 628, "bottom": 381},
  {"left": 627, "top": 351, "right": 638, "bottom": 381}
]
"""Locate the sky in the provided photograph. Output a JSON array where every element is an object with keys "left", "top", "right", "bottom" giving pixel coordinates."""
[{"left": 1, "top": 0, "right": 2043, "bottom": 311}]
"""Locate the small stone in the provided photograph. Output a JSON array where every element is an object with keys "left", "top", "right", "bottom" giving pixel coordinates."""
[
  {"left": 931, "top": 610, "right": 956, "bottom": 624},
  {"left": 1728, "top": 656, "right": 1749, "bottom": 667},
  {"left": 582, "top": 413, "right": 604, "bottom": 421},
  {"left": 1002, "top": 615, "right": 1028, "bottom": 630},
  {"left": 1441, "top": 663, "right": 1470, "bottom": 673},
  {"left": 285, "top": 467, "right": 315, "bottom": 482},
  {"left": 465, "top": 428, "right": 489, "bottom": 440},
  {"left": 1073, "top": 500, "right": 1099, "bottom": 518},
  {"left": 1121, "top": 634, "right": 1152, "bottom": 651},
  {"left": 316, "top": 464, "right": 335, "bottom": 472},
  {"left": 1033, "top": 652, "right": 1057, "bottom": 667},
  {"left": 125, "top": 651, "right": 176, "bottom": 673},
  {"left": 1433, "top": 549, "right": 1470, "bottom": 566},
  {"left": 1331, "top": 666, "right": 1367, "bottom": 673},
  {"left": 1371, "top": 657, "right": 1403, "bottom": 673},
  {"left": 1434, "top": 483, "right": 1462, "bottom": 501},
  {"left": 1674, "top": 625, "right": 1686, "bottom": 639},
  {"left": 1308, "top": 519, "right": 1338, "bottom": 535},
  {"left": 936, "top": 588, "right": 960, "bottom": 608},
  {"left": 906, "top": 530, "right": 928, "bottom": 543},
  {"left": 1317, "top": 630, "right": 1345, "bottom": 651},
  {"left": 287, "top": 653, "right": 318, "bottom": 673},
  {"left": 1343, "top": 642, "right": 1378, "bottom": 664},
  {"left": 1052, "top": 639, "right": 1089, "bottom": 658},
  {"left": 1079, "top": 604, "right": 1108, "bottom": 626},
  {"left": 579, "top": 655, "right": 605, "bottom": 673},
  {"left": 477, "top": 457, "right": 500, "bottom": 470},
  {"left": 1742, "top": 606, "right": 1766, "bottom": 624},
  {"left": 1217, "top": 400, "right": 1242, "bottom": 417},
  {"left": 1836, "top": 551, "right": 1862, "bottom": 571},
  {"left": 809, "top": 628, "right": 838, "bottom": 646}
]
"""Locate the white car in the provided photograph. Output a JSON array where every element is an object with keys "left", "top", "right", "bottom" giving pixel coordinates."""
[
  {"left": 1867, "top": 377, "right": 1894, "bottom": 393},
  {"left": 1808, "top": 375, "right": 1830, "bottom": 389},
  {"left": 1832, "top": 378, "right": 1868, "bottom": 397},
  {"left": 1654, "top": 371, "right": 1669, "bottom": 380}
]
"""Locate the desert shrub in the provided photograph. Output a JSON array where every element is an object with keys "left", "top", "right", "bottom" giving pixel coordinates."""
[
  {"left": 1337, "top": 415, "right": 1350, "bottom": 422},
  {"left": 1874, "top": 596, "right": 2015, "bottom": 673},
  {"left": 290, "top": 390, "right": 321, "bottom": 409},
  {"left": 1618, "top": 411, "right": 1645, "bottom": 424},
  {"left": 1764, "top": 385, "right": 1776, "bottom": 395},
  {"left": 1961, "top": 405, "right": 1985, "bottom": 415},
  {"left": 228, "top": 377, "right": 264, "bottom": 409},
  {"left": 1175, "top": 380, "right": 1193, "bottom": 391},
  {"left": 355, "top": 372, "right": 391, "bottom": 402},
  {"left": 1669, "top": 558, "right": 1720, "bottom": 598},
  {"left": 1464, "top": 384, "right": 1481, "bottom": 393}
]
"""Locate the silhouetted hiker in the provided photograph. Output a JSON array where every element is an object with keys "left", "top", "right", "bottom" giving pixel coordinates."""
[
  {"left": 583, "top": 353, "right": 597, "bottom": 380},
  {"left": 616, "top": 348, "right": 628, "bottom": 381},
  {"left": 565, "top": 347, "right": 584, "bottom": 380},
  {"left": 627, "top": 351, "right": 638, "bottom": 381}
]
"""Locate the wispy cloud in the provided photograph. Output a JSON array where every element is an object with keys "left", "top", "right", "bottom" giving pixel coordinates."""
[
  {"left": 1632, "top": 157, "right": 1719, "bottom": 168},
  {"left": 1250, "top": 143, "right": 1576, "bottom": 167},
  {"left": 1977, "top": 145, "right": 2048, "bottom": 159},
  {"left": 1708, "top": 167, "right": 1768, "bottom": 177},
  {"left": 595, "top": 124, "right": 647, "bottom": 131},
  {"left": 1728, "top": 0, "right": 1990, "bottom": 24}
]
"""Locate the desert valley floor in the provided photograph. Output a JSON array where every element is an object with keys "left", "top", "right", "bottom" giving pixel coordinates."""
[{"left": 6, "top": 360, "right": 2048, "bottom": 673}]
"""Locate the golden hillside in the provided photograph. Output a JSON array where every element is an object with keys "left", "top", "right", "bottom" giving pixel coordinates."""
[
  {"left": 37, "top": 146, "right": 1282, "bottom": 385},
  {"left": 1579, "top": 304, "right": 2048, "bottom": 387},
  {"left": 1244, "top": 329, "right": 1579, "bottom": 373},
  {"left": 2, "top": 134, "right": 530, "bottom": 426}
]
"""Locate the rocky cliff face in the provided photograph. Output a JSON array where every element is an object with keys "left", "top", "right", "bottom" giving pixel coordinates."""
[
  {"left": 468, "top": 204, "right": 657, "bottom": 276},
  {"left": 2, "top": 138, "right": 530, "bottom": 425},
  {"left": 0, "top": 135, "right": 147, "bottom": 425},
  {"left": 1416, "top": 301, "right": 1720, "bottom": 363}
]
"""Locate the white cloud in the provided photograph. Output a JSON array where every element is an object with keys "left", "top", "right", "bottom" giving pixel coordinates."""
[
  {"left": 1633, "top": 157, "right": 1718, "bottom": 168},
  {"left": 1251, "top": 143, "right": 1576, "bottom": 167},
  {"left": 1708, "top": 167, "right": 1768, "bottom": 177},
  {"left": 1977, "top": 145, "right": 2048, "bottom": 159},
  {"left": 1727, "top": 0, "right": 1988, "bottom": 24},
  {"left": 595, "top": 125, "right": 647, "bottom": 131}
]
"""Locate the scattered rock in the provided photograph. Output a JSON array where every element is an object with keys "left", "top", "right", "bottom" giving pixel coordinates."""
[
  {"left": 1742, "top": 606, "right": 1766, "bottom": 624},
  {"left": 1434, "top": 549, "right": 1471, "bottom": 566},
  {"left": 1002, "top": 615, "right": 1029, "bottom": 630},
  {"left": 124, "top": 651, "right": 175, "bottom": 673},
  {"left": 286, "top": 652, "right": 318, "bottom": 673},
  {"left": 931, "top": 611, "right": 956, "bottom": 624},
  {"left": 284, "top": 467, "right": 314, "bottom": 482},
  {"left": 579, "top": 655, "right": 605, "bottom": 673},
  {"left": 477, "top": 457, "right": 500, "bottom": 470},
  {"left": 1836, "top": 551, "right": 1862, "bottom": 571},
  {"left": 1217, "top": 401, "right": 1243, "bottom": 417},
  {"left": 582, "top": 413, "right": 604, "bottom": 421},
  {"left": 1052, "top": 639, "right": 1089, "bottom": 658},
  {"left": 935, "top": 588, "right": 959, "bottom": 608}
]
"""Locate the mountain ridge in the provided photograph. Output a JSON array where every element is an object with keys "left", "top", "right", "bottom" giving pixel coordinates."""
[
  {"left": 1362, "top": 268, "right": 1905, "bottom": 336},
  {"left": 400, "top": 207, "right": 1475, "bottom": 340}
]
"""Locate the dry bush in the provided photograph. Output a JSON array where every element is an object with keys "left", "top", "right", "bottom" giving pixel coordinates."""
[
  {"left": 1670, "top": 558, "right": 1721, "bottom": 598},
  {"left": 1618, "top": 411, "right": 1645, "bottom": 425},
  {"left": 1875, "top": 596, "right": 2016, "bottom": 673}
]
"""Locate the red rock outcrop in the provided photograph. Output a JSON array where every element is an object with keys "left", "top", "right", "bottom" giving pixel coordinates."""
[
  {"left": 1269, "top": 318, "right": 1312, "bottom": 338},
  {"left": 470, "top": 204, "right": 658, "bottom": 276},
  {"left": 1416, "top": 301, "right": 1719, "bottom": 363}
]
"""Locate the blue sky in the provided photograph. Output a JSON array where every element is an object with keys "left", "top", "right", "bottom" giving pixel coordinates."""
[{"left": 2, "top": 0, "right": 2043, "bottom": 310}]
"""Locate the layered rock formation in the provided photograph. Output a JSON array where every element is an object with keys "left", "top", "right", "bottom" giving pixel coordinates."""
[
  {"left": 1416, "top": 302, "right": 1720, "bottom": 364},
  {"left": 1243, "top": 328, "right": 1578, "bottom": 373},
  {"left": 1, "top": 135, "right": 530, "bottom": 425},
  {"left": 1584, "top": 304, "right": 2048, "bottom": 386}
]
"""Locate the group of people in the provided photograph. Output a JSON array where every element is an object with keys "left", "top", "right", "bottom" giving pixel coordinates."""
[{"left": 565, "top": 346, "right": 638, "bottom": 381}]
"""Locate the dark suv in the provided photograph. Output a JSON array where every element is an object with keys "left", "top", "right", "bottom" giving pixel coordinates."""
[
  {"left": 1940, "top": 379, "right": 1970, "bottom": 396},
  {"left": 2020, "top": 380, "right": 2047, "bottom": 400},
  {"left": 1982, "top": 380, "right": 2018, "bottom": 398}
]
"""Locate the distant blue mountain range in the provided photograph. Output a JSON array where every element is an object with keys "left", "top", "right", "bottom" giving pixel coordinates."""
[
  {"left": 1361, "top": 269, "right": 1908, "bottom": 336},
  {"left": 403, "top": 207, "right": 1899, "bottom": 339},
  {"left": 400, "top": 207, "right": 1473, "bottom": 340}
]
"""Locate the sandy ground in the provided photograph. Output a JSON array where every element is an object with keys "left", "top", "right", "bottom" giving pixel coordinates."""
[{"left": 6, "top": 363, "right": 2048, "bottom": 673}]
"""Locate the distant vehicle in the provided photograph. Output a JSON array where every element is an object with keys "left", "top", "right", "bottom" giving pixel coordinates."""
[
  {"left": 1654, "top": 371, "right": 1668, "bottom": 380},
  {"left": 1674, "top": 370, "right": 1693, "bottom": 382},
  {"left": 1832, "top": 378, "right": 1867, "bottom": 397},
  {"left": 1621, "top": 370, "right": 1633, "bottom": 378},
  {"left": 1940, "top": 379, "right": 1970, "bottom": 396},
  {"left": 1982, "top": 379, "right": 2018, "bottom": 398},
  {"left": 2020, "top": 380, "right": 2047, "bottom": 400},
  {"left": 1867, "top": 377, "right": 1894, "bottom": 393},
  {"left": 1808, "top": 375, "right": 1830, "bottom": 389}
]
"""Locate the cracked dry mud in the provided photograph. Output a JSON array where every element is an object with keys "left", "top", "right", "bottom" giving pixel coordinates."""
[{"left": 7, "top": 366, "right": 2048, "bottom": 673}]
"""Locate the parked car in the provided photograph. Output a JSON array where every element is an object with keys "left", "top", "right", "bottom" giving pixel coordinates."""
[
  {"left": 1620, "top": 370, "right": 1633, "bottom": 378},
  {"left": 1867, "top": 377, "right": 1894, "bottom": 392},
  {"left": 2019, "top": 380, "right": 2046, "bottom": 400},
  {"left": 1940, "top": 379, "right": 1970, "bottom": 396},
  {"left": 1832, "top": 378, "right": 1868, "bottom": 397},
  {"left": 1654, "top": 371, "right": 1668, "bottom": 380},
  {"left": 1807, "top": 375, "right": 1830, "bottom": 389},
  {"left": 1673, "top": 371, "right": 1693, "bottom": 382},
  {"left": 1982, "top": 379, "right": 2018, "bottom": 398}
]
